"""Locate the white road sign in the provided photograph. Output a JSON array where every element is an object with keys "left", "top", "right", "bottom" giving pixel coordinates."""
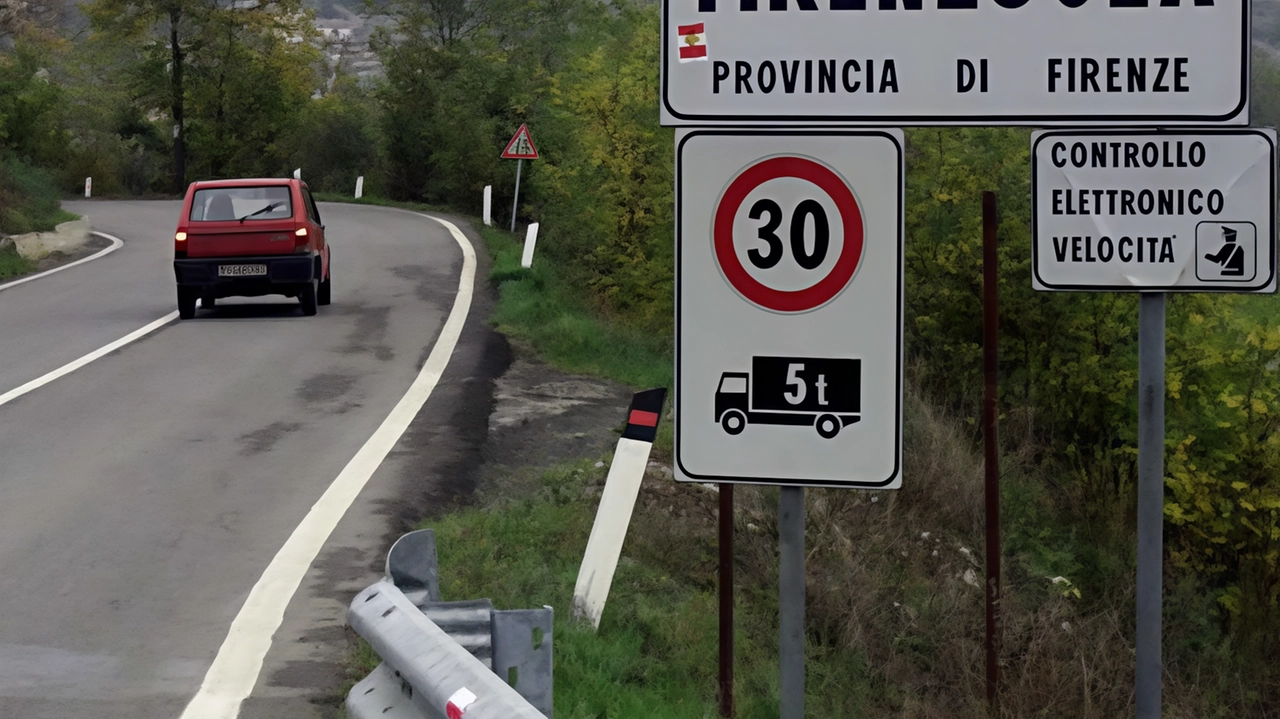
[
  {"left": 661, "top": 0, "right": 1249, "bottom": 126},
  {"left": 675, "top": 129, "right": 903, "bottom": 489},
  {"left": 1032, "top": 129, "right": 1276, "bottom": 292}
]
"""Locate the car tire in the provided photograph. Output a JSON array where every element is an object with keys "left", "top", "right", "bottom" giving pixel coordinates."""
[
  {"left": 816, "top": 414, "right": 841, "bottom": 439},
  {"left": 318, "top": 255, "right": 331, "bottom": 306},
  {"left": 201, "top": 296, "right": 216, "bottom": 309},
  {"left": 299, "top": 280, "right": 318, "bottom": 316},
  {"left": 178, "top": 287, "right": 197, "bottom": 320},
  {"left": 721, "top": 409, "right": 747, "bottom": 436}
]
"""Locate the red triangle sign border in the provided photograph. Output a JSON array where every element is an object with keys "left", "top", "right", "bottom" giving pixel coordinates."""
[{"left": 501, "top": 124, "right": 539, "bottom": 160}]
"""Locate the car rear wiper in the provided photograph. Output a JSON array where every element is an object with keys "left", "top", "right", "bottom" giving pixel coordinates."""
[{"left": 238, "top": 202, "right": 284, "bottom": 223}]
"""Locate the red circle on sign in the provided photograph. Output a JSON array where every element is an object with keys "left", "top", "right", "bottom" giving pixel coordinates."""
[{"left": 713, "top": 156, "right": 864, "bottom": 313}]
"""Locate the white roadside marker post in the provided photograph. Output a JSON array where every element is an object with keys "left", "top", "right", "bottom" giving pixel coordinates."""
[
  {"left": 355, "top": 176, "right": 364, "bottom": 199},
  {"left": 573, "top": 389, "right": 668, "bottom": 629},
  {"left": 483, "top": 185, "right": 492, "bottom": 226},
  {"left": 520, "top": 223, "right": 539, "bottom": 268},
  {"left": 84, "top": 178, "right": 91, "bottom": 199}
]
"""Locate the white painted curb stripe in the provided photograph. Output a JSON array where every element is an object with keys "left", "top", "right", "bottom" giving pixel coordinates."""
[
  {"left": 177, "top": 214, "right": 477, "bottom": 719},
  {"left": 572, "top": 436, "right": 655, "bottom": 629},
  {"left": 0, "top": 311, "right": 179, "bottom": 409},
  {"left": 0, "top": 231, "right": 124, "bottom": 293}
]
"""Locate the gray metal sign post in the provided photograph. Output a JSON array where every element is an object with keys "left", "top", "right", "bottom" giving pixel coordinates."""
[
  {"left": 779, "top": 487, "right": 805, "bottom": 719},
  {"left": 1136, "top": 293, "right": 1166, "bottom": 718},
  {"left": 500, "top": 124, "right": 538, "bottom": 233},
  {"left": 510, "top": 159, "right": 522, "bottom": 233}
]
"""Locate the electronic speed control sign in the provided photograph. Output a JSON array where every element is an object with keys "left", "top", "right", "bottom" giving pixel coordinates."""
[
  {"left": 675, "top": 129, "right": 904, "bottom": 489},
  {"left": 1032, "top": 128, "right": 1277, "bottom": 292}
]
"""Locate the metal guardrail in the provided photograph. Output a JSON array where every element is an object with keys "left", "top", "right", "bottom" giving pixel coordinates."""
[{"left": 346, "top": 530, "right": 553, "bottom": 719}]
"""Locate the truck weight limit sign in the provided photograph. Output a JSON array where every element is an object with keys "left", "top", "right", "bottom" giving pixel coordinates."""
[
  {"left": 660, "top": 0, "right": 1248, "bottom": 126},
  {"left": 676, "top": 129, "right": 903, "bottom": 489},
  {"left": 1032, "top": 129, "right": 1277, "bottom": 292}
]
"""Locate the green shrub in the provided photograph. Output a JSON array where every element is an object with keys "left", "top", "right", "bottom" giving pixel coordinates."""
[
  {"left": 0, "top": 241, "right": 37, "bottom": 280},
  {"left": 0, "top": 158, "right": 77, "bottom": 234}
]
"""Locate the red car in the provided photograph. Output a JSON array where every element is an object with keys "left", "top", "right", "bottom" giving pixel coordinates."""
[{"left": 172, "top": 178, "right": 332, "bottom": 318}]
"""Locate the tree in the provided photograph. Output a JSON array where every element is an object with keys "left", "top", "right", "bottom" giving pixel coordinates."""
[
  {"left": 84, "top": 0, "right": 319, "bottom": 190},
  {"left": 0, "top": 37, "right": 67, "bottom": 166},
  {"left": 527, "top": 2, "right": 675, "bottom": 337},
  {"left": 84, "top": 0, "right": 205, "bottom": 192},
  {"left": 370, "top": 0, "right": 603, "bottom": 207}
]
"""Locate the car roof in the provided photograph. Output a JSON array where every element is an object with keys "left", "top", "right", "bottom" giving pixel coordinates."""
[{"left": 191, "top": 178, "right": 303, "bottom": 189}]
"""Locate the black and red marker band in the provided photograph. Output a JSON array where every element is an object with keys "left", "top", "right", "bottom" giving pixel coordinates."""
[{"left": 621, "top": 388, "right": 668, "bottom": 443}]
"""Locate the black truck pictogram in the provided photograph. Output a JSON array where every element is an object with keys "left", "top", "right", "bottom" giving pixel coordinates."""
[{"left": 715, "top": 356, "right": 861, "bottom": 439}]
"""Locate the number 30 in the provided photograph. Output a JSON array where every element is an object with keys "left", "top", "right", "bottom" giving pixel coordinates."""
[{"left": 746, "top": 199, "right": 830, "bottom": 271}]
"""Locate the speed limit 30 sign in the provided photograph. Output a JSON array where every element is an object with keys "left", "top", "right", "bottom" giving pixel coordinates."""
[{"left": 675, "top": 129, "right": 903, "bottom": 489}]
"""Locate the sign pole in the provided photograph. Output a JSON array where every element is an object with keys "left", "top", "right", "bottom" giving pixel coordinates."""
[
  {"left": 779, "top": 486, "right": 804, "bottom": 719},
  {"left": 719, "top": 483, "right": 735, "bottom": 718},
  {"left": 500, "top": 124, "right": 538, "bottom": 231},
  {"left": 510, "top": 158, "right": 523, "bottom": 233},
  {"left": 982, "top": 191, "right": 1000, "bottom": 712},
  {"left": 1136, "top": 292, "right": 1165, "bottom": 719}
]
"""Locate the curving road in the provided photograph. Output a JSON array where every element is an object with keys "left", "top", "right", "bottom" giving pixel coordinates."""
[{"left": 0, "top": 200, "right": 504, "bottom": 718}]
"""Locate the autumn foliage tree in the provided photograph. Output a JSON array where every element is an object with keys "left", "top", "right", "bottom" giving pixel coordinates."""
[{"left": 83, "top": 0, "right": 320, "bottom": 188}]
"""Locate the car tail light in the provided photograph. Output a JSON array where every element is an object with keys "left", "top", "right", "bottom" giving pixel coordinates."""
[
  {"left": 295, "top": 227, "right": 309, "bottom": 253},
  {"left": 174, "top": 231, "right": 188, "bottom": 258},
  {"left": 175, "top": 232, "right": 187, "bottom": 242}
]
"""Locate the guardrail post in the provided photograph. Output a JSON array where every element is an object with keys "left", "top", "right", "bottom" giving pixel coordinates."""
[
  {"left": 492, "top": 609, "right": 554, "bottom": 716},
  {"left": 346, "top": 531, "right": 554, "bottom": 719}
]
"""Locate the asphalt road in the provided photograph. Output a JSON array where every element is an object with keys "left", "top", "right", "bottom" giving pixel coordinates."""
[{"left": 0, "top": 200, "right": 504, "bottom": 718}]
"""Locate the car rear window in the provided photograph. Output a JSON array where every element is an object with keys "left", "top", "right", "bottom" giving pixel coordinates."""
[{"left": 190, "top": 186, "right": 293, "bottom": 222}]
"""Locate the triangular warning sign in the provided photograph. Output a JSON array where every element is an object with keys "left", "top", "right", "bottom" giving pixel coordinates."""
[{"left": 501, "top": 124, "right": 539, "bottom": 160}]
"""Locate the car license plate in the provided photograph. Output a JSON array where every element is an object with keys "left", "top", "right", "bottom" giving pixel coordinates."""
[{"left": 218, "top": 264, "right": 267, "bottom": 277}]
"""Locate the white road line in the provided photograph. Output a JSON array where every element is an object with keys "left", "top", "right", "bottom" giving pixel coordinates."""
[
  {"left": 0, "top": 312, "right": 180, "bottom": 409},
  {"left": 0, "top": 231, "right": 124, "bottom": 293},
  {"left": 177, "top": 214, "right": 478, "bottom": 719}
]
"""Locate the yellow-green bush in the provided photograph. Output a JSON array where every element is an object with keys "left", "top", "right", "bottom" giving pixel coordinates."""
[{"left": 1165, "top": 297, "right": 1280, "bottom": 653}]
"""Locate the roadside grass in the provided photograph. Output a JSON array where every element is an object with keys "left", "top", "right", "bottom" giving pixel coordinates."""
[
  {"left": 0, "top": 242, "right": 36, "bottom": 281},
  {"left": 422, "top": 459, "right": 890, "bottom": 719},
  {"left": 425, "top": 460, "right": 719, "bottom": 718},
  {"left": 421, "top": 385, "right": 1226, "bottom": 718},
  {"left": 480, "top": 225, "right": 673, "bottom": 391}
]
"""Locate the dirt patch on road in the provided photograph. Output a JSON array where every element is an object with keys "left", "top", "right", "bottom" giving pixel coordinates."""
[
  {"left": 0, "top": 232, "right": 113, "bottom": 285},
  {"left": 475, "top": 344, "right": 636, "bottom": 496},
  {"left": 31, "top": 233, "right": 113, "bottom": 271}
]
